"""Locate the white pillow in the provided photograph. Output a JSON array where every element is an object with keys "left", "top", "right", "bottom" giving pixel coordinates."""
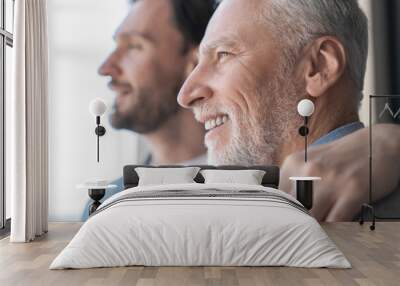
[
  {"left": 135, "top": 167, "right": 201, "bottom": 186},
  {"left": 200, "top": 169, "right": 266, "bottom": 185}
]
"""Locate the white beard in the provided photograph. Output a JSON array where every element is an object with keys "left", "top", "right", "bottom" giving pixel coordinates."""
[
  {"left": 206, "top": 115, "right": 277, "bottom": 166},
  {"left": 206, "top": 67, "right": 299, "bottom": 166}
]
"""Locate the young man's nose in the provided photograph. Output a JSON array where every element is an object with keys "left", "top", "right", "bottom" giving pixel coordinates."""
[{"left": 98, "top": 51, "right": 120, "bottom": 77}]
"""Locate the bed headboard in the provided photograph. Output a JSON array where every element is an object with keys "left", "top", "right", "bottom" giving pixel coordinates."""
[{"left": 123, "top": 165, "right": 280, "bottom": 189}]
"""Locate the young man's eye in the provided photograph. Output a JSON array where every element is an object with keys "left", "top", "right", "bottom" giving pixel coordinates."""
[{"left": 127, "top": 43, "right": 143, "bottom": 50}]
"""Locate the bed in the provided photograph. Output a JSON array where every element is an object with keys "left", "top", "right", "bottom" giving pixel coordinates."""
[{"left": 50, "top": 165, "right": 350, "bottom": 269}]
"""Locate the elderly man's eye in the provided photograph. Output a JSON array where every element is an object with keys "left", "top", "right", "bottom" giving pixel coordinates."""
[{"left": 217, "top": 51, "right": 231, "bottom": 61}]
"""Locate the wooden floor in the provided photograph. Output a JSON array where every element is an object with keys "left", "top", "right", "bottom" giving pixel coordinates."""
[{"left": 0, "top": 222, "right": 399, "bottom": 286}]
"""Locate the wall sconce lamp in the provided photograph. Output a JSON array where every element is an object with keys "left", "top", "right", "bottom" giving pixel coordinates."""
[
  {"left": 89, "top": 98, "right": 107, "bottom": 162},
  {"left": 290, "top": 99, "right": 319, "bottom": 211},
  {"left": 297, "top": 99, "right": 315, "bottom": 162}
]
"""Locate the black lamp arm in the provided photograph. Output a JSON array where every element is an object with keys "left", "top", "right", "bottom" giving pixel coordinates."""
[
  {"left": 298, "top": 116, "right": 309, "bottom": 163},
  {"left": 305, "top": 116, "right": 308, "bottom": 162},
  {"left": 94, "top": 116, "right": 106, "bottom": 162}
]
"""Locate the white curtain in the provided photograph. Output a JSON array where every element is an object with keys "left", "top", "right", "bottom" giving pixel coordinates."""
[{"left": 8, "top": 0, "right": 49, "bottom": 242}]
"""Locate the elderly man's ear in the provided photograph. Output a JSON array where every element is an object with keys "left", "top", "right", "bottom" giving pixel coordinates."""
[
  {"left": 184, "top": 47, "right": 199, "bottom": 79},
  {"left": 303, "top": 36, "right": 347, "bottom": 98}
]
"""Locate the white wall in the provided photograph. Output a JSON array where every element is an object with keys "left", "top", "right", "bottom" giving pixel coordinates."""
[
  {"left": 48, "top": 0, "right": 141, "bottom": 221},
  {"left": 359, "top": 0, "right": 375, "bottom": 125}
]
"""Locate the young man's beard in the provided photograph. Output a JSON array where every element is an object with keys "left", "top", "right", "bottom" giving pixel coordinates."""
[
  {"left": 207, "top": 66, "right": 300, "bottom": 166},
  {"left": 110, "top": 85, "right": 181, "bottom": 134}
]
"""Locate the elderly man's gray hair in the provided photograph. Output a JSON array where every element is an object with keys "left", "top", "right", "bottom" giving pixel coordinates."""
[{"left": 264, "top": 0, "right": 368, "bottom": 101}]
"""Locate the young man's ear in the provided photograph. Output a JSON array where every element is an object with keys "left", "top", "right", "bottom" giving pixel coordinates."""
[
  {"left": 302, "top": 36, "right": 347, "bottom": 98},
  {"left": 184, "top": 46, "right": 199, "bottom": 79}
]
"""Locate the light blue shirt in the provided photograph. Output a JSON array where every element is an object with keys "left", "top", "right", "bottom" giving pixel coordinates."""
[{"left": 312, "top": 122, "right": 365, "bottom": 146}]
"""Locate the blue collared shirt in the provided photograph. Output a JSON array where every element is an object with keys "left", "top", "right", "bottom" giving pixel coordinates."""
[{"left": 312, "top": 122, "right": 365, "bottom": 146}]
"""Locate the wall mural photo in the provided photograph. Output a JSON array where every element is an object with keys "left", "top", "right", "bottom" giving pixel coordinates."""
[{"left": 45, "top": 0, "right": 400, "bottom": 223}]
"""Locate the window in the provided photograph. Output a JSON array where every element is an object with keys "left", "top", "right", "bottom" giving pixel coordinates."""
[
  {"left": 386, "top": 0, "right": 400, "bottom": 124},
  {"left": 0, "top": 0, "right": 14, "bottom": 234},
  {"left": 371, "top": 0, "right": 400, "bottom": 124}
]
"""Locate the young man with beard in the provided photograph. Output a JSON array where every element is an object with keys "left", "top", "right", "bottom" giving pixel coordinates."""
[
  {"left": 178, "top": 0, "right": 400, "bottom": 221},
  {"left": 81, "top": 0, "right": 216, "bottom": 220}
]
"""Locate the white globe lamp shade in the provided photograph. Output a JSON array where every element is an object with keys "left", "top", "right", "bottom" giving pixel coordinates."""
[
  {"left": 297, "top": 99, "right": 315, "bottom": 117},
  {"left": 89, "top": 98, "right": 107, "bottom": 117}
]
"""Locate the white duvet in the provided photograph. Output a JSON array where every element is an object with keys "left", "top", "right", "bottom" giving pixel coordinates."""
[{"left": 50, "top": 183, "right": 350, "bottom": 269}]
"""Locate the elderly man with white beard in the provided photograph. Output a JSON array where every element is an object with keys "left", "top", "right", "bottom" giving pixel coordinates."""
[{"left": 178, "top": 0, "right": 400, "bottom": 221}]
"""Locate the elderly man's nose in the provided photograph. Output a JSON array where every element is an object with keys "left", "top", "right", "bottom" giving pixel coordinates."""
[
  {"left": 178, "top": 83, "right": 213, "bottom": 108},
  {"left": 178, "top": 73, "right": 213, "bottom": 108}
]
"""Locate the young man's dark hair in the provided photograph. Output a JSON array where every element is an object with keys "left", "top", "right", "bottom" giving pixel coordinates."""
[{"left": 131, "top": 0, "right": 217, "bottom": 52}]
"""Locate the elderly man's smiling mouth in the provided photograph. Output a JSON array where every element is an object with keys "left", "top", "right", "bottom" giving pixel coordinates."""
[
  {"left": 204, "top": 114, "right": 229, "bottom": 131},
  {"left": 197, "top": 113, "right": 231, "bottom": 144}
]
